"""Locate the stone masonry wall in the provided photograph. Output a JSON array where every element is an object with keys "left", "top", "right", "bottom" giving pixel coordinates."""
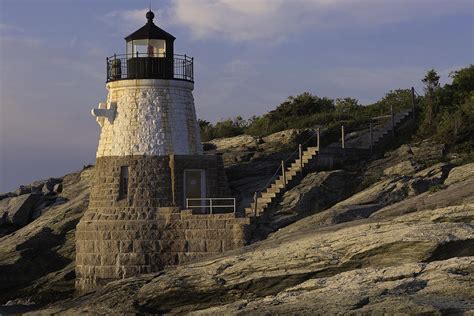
[
  {"left": 96, "top": 79, "right": 202, "bottom": 158},
  {"left": 88, "top": 155, "right": 231, "bottom": 210},
  {"left": 76, "top": 154, "right": 242, "bottom": 291},
  {"left": 76, "top": 210, "right": 252, "bottom": 292}
]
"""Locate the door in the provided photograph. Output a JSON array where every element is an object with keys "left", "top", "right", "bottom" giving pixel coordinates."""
[{"left": 184, "top": 170, "right": 206, "bottom": 211}]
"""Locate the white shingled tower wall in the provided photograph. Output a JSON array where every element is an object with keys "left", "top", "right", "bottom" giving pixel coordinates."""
[{"left": 93, "top": 79, "right": 202, "bottom": 158}]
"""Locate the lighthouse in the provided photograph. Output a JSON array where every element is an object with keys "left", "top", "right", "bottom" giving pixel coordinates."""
[{"left": 75, "top": 10, "right": 251, "bottom": 291}]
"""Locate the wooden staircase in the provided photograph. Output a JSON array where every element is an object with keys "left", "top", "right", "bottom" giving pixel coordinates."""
[
  {"left": 243, "top": 108, "right": 415, "bottom": 220},
  {"left": 244, "top": 146, "right": 319, "bottom": 217},
  {"left": 344, "top": 108, "right": 414, "bottom": 150}
]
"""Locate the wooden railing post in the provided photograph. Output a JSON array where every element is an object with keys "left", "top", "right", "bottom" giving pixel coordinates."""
[
  {"left": 253, "top": 192, "right": 258, "bottom": 217},
  {"left": 209, "top": 198, "right": 213, "bottom": 215},
  {"left": 299, "top": 144, "right": 303, "bottom": 168},
  {"left": 341, "top": 125, "right": 345, "bottom": 149},
  {"left": 281, "top": 160, "right": 286, "bottom": 184},
  {"left": 369, "top": 122, "right": 373, "bottom": 154},
  {"left": 391, "top": 104, "right": 395, "bottom": 138},
  {"left": 317, "top": 128, "right": 320, "bottom": 151}
]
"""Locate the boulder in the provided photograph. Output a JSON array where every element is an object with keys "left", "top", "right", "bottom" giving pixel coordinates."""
[
  {"left": 14, "top": 186, "right": 31, "bottom": 196},
  {"left": 407, "top": 162, "right": 453, "bottom": 195},
  {"left": 270, "top": 170, "right": 359, "bottom": 228},
  {"left": 261, "top": 129, "right": 316, "bottom": 151},
  {"left": 0, "top": 192, "right": 17, "bottom": 201},
  {"left": 0, "top": 194, "right": 42, "bottom": 226},
  {"left": 0, "top": 168, "right": 91, "bottom": 305},
  {"left": 444, "top": 163, "right": 474, "bottom": 185},
  {"left": 53, "top": 183, "right": 63, "bottom": 194},
  {"left": 383, "top": 159, "right": 421, "bottom": 176},
  {"left": 42, "top": 183, "right": 53, "bottom": 195},
  {"left": 209, "top": 135, "right": 257, "bottom": 152}
]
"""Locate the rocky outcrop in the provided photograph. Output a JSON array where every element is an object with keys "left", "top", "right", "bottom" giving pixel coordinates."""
[
  {"left": 0, "top": 194, "right": 42, "bottom": 226},
  {"left": 30, "top": 203, "right": 474, "bottom": 314},
  {"left": 192, "top": 257, "right": 474, "bottom": 315},
  {"left": 262, "top": 170, "right": 359, "bottom": 231},
  {"left": 0, "top": 167, "right": 92, "bottom": 304},
  {"left": 270, "top": 168, "right": 474, "bottom": 239},
  {"left": 205, "top": 129, "right": 317, "bottom": 167},
  {"left": 0, "top": 133, "right": 472, "bottom": 313},
  {"left": 0, "top": 178, "right": 65, "bottom": 237},
  {"left": 383, "top": 159, "right": 422, "bottom": 176},
  {"left": 444, "top": 162, "right": 474, "bottom": 185}
]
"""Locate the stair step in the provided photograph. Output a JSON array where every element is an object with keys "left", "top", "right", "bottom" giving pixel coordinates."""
[
  {"left": 290, "top": 162, "right": 303, "bottom": 170},
  {"left": 245, "top": 111, "right": 414, "bottom": 219},
  {"left": 285, "top": 170, "right": 297, "bottom": 177},
  {"left": 270, "top": 183, "right": 284, "bottom": 191},
  {"left": 250, "top": 202, "right": 269, "bottom": 210},
  {"left": 258, "top": 197, "right": 273, "bottom": 204},
  {"left": 267, "top": 186, "right": 282, "bottom": 195},
  {"left": 261, "top": 191, "right": 276, "bottom": 199}
]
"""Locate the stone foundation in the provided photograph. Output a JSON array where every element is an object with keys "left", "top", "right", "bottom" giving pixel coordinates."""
[
  {"left": 88, "top": 154, "right": 230, "bottom": 210},
  {"left": 75, "top": 154, "right": 246, "bottom": 291},
  {"left": 76, "top": 209, "right": 252, "bottom": 292}
]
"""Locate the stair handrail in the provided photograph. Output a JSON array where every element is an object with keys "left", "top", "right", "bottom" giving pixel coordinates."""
[{"left": 256, "top": 128, "right": 320, "bottom": 196}]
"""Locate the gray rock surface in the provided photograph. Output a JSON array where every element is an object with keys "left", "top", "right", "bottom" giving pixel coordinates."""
[
  {"left": 29, "top": 203, "right": 474, "bottom": 314},
  {"left": 383, "top": 159, "right": 422, "bottom": 176},
  {"left": 0, "top": 194, "right": 42, "bottom": 226},
  {"left": 0, "top": 134, "right": 472, "bottom": 314},
  {"left": 0, "top": 168, "right": 91, "bottom": 304},
  {"left": 445, "top": 162, "right": 474, "bottom": 185},
  {"left": 267, "top": 170, "right": 359, "bottom": 229}
]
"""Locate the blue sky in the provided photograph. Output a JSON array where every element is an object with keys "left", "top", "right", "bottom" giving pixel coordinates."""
[{"left": 0, "top": 0, "right": 473, "bottom": 191}]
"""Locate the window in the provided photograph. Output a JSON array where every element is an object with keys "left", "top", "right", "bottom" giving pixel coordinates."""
[
  {"left": 126, "top": 39, "right": 166, "bottom": 58},
  {"left": 119, "top": 166, "right": 129, "bottom": 198}
]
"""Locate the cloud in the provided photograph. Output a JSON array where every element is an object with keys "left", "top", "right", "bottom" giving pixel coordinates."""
[
  {"left": 0, "top": 23, "right": 24, "bottom": 33},
  {"left": 0, "top": 36, "right": 41, "bottom": 48},
  {"left": 102, "top": 8, "right": 145, "bottom": 27},
  {"left": 167, "top": 0, "right": 472, "bottom": 42},
  {"left": 51, "top": 58, "right": 103, "bottom": 82}
]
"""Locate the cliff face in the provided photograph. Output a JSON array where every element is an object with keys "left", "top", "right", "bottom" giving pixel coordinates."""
[{"left": 0, "top": 131, "right": 473, "bottom": 314}]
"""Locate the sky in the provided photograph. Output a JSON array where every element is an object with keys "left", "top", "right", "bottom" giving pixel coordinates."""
[{"left": 0, "top": 0, "right": 473, "bottom": 192}]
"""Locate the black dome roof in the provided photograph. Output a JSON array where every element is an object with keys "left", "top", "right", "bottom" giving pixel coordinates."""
[{"left": 125, "top": 10, "right": 175, "bottom": 42}]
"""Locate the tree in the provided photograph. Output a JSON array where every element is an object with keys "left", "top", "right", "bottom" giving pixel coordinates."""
[
  {"left": 335, "top": 98, "right": 360, "bottom": 114},
  {"left": 365, "top": 89, "right": 412, "bottom": 116},
  {"left": 422, "top": 69, "right": 440, "bottom": 124},
  {"left": 269, "top": 92, "right": 335, "bottom": 120}
]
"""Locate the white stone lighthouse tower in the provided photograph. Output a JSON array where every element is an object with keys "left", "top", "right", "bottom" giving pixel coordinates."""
[
  {"left": 95, "top": 10, "right": 202, "bottom": 158},
  {"left": 75, "top": 10, "right": 246, "bottom": 291}
]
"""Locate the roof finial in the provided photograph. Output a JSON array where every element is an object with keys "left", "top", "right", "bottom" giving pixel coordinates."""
[{"left": 146, "top": 6, "right": 155, "bottom": 23}]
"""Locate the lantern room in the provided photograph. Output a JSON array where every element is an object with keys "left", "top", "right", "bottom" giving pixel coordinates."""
[
  {"left": 106, "top": 10, "right": 193, "bottom": 82},
  {"left": 125, "top": 10, "right": 175, "bottom": 58}
]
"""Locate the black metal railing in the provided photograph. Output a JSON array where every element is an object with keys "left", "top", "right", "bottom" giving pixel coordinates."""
[{"left": 106, "top": 53, "right": 194, "bottom": 82}]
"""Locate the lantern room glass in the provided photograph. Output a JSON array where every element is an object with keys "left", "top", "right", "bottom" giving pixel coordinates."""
[{"left": 126, "top": 39, "right": 166, "bottom": 58}]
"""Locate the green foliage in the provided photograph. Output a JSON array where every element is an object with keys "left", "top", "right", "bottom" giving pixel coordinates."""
[
  {"left": 199, "top": 65, "right": 473, "bottom": 158},
  {"left": 269, "top": 92, "right": 335, "bottom": 118},
  {"left": 365, "top": 89, "right": 413, "bottom": 116},
  {"left": 416, "top": 65, "right": 474, "bottom": 153},
  {"left": 422, "top": 69, "right": 441, "bottom": 94},
  {"left": 199, "top": 117, "right": 246, "bottom": 141},
  {"left": 335, "top": 98, "right": 360, "bottom": 114}
]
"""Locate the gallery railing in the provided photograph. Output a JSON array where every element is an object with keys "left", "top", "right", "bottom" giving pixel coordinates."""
[
  {"left": 186, "top": 198, "right": 236, "bottom": 214},
  {"left": 106, "top": 53, "right": 194, "bottom": 82}
]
